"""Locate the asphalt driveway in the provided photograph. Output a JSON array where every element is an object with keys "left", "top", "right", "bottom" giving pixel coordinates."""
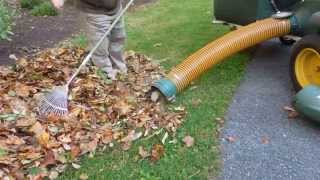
[{"left": 221, "top": 39, "right": 320, "bottom": 180}]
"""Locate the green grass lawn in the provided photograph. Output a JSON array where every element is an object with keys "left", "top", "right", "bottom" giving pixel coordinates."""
[{"left": 60, "top": 0, "right": 249, "bottom": 179}]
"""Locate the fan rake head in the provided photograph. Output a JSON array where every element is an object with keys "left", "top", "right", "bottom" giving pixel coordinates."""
[{"left": 39, "top": 86, "right": 69, "bottom": 116}]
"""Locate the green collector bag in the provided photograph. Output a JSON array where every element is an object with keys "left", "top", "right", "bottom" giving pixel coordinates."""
[{"left": 295, "top": 85, "right": 320, "bottom": 122}]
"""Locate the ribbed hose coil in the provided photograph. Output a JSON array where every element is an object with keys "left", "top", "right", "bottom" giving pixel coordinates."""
[{"left": 167, "top": 18, "right": 291, "bottom": 92}]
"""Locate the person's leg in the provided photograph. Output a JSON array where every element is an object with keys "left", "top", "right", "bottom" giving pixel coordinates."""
[
  {"left": 109, "top": 16, "right": 127, "bottom": 74},
  {"left": 85, "top": 13, "right": 117, "bottom": 79}
]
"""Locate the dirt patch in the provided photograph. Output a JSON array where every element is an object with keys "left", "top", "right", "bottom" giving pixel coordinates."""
[
  {"left": 0, "top": 0, "right": 157, "bottom": 66},
  {"left": 0, "top": 6, "right": 81, "bottom": 65}
]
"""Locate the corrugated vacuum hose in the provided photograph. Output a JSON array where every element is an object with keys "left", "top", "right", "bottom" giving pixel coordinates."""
[{"left": 153, "top": 18, "right": 291, "bottom": 100}]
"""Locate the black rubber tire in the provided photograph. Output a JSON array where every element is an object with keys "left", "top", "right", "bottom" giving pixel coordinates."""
[
  {"left": 279, "top": 36, "right": 296, "bottom": 46},
  {"left": 290, "top": 34, "right": 320, "bottom": 92}
]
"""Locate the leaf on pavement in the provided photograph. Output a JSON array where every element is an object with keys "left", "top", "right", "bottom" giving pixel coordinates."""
[
  {"left": 283, "top": 106, "right": 300, "bottom": 119},
  {"left": 226, "top": 136, "right": 237, "bottom": 143}
]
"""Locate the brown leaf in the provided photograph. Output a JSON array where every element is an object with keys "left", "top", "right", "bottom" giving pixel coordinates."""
[
  {"left": 48, "top": 171, "right": 59, "bottom": 180},
  {"left": 226, "top": 136, "right": 237, "bottom": 143},
  {"left": 138, "top": 146, "right": 149, "bottom": 158},
  {"left": 101, "top": 129, "right": 113, "bottom": 144},
  {"left": 288, "top": 111, "right": 299, "bottom": 119},
  {"left": 183, "top": 136, "right": 194, "bottom": 147},
  {"left": 0, "top": 66, "right": 13, "bottom": 76},
  {"left": 16, "top": 58, "right": 28, "bottom": 67},
  {"left": 57, "top": 134, "right": 72, "bottom": 143},
  {"left": 261, "top": 136, "right": 270, "bottom": 145},
  {"left": 16, "top": 116, "right": 36, "bottom": 127},
  {"left": 191, "top": 99, "right": 202, "bottom": 107},
  {"left": 121, "top": 131, "right": 142, "bottom": 143},
  {"left": 11, "top": 169, "right": 25, "bottom": 180},
  {"left": 79, "top": 173, "right": 89, "bottom": 180},
  {"left": 19, "top": 151, "right": 42, "bottom": 161},
  {"left": 283, "top": 106, "right": 296, "bottom": 112},
  {"left": 30, "top": 122, "right": 50, "bottom": 147},
  {"left": 5, "top": 135, "right": 25, "bottom": 146},
  {"left": 113, "top": 100, "right": 132, "bottom": 116},
  {"left": 9, "top": 98, "right": 29, "bottom": 115},
  {"left": 121, "top": 142, "right": 132, "bottom": 151},
  {"left": 80, "top": 139, "right": 98, "bottom": 154},
  {"left": 62, "top": 67, "right": 71, "bottom": 78},
  {"left": 15, "top": 83, "right": 32, "bottom": 97},
  {"left": 40, "top": 150, "right": 56, "bottom": 168},
  {"left": 88, "top": 139, "right": 98, "bottom": 153},
  {"left": 151, "top": 144, "right": 165, "bottom": 162},
  {"left": 71, "top": 145, "right": 81, "bottom": 160},
  {"left": 283, "top": 106, "right": 299, "bottom": 119}
]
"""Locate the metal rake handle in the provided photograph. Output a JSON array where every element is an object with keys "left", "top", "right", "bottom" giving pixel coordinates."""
[{"left": 66, "top": 0, "right": 136, "bottom": 87}]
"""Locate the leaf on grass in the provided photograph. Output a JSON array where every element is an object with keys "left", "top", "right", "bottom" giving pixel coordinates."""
[
  {"left": 138, "top": 146, "right": 149, "bottom": 158},
  {"left": 151, "top": 144, "right": 165, "bottom": 162},
  {"left": 80, "top": 139, "right": 98, "bottom": 154},
  {"left": 121, "top": 142, "right": 132, "bottom": 151},
  {"left": 49, "top": 170, "right": 59, "bottom": 180},
  {"left": 121, "top": 130, "right": 142, "bottom": 143},
  {"left": 174, "top": 106, "right": 185, "bottom": 112},
  {"left": 79, "top": 173, "right": 89, "bottom": 180},
  {"left": 161, "top": 132, "right": 169, "bottom": 144},
  {"left": 72, "top": 163, "right": 81, "bottom": 169},
  {"left": 101, "top": 129, "right": 113, "bottom": 144},
  {"left": 71, "top": 144, "right": 81, "bottom": 160},
  {"left": 191, "top": 98, "right": 202, "bottom": 107},
  {"left": 183, "top": 136, "right": 194, "bottom": 147}
]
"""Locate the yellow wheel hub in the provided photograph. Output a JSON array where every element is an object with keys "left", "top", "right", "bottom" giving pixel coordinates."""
[{"left": 295, "top": 48, "right": 320, "bottom": 87}]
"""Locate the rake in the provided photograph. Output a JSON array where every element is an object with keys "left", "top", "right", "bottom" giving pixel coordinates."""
[{"left": 39, "top": 0, "right": 135, "bottom": 116}]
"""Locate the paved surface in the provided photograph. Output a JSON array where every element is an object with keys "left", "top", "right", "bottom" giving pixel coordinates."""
[{"left": 221, "top": 40, "right": 320, "bottom": 180}]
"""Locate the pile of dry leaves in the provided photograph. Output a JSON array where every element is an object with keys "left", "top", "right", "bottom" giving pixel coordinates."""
[{"left": 0, "top": 48, "right": 185, "bottom": 179}]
